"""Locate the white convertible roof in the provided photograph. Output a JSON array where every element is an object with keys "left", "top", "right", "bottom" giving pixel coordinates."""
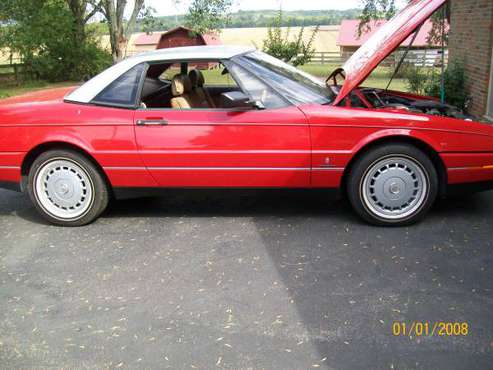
[{"left": 65, "top": 45, "right": 255, "bottom": 104}]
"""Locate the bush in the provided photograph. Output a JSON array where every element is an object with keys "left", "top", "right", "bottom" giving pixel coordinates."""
[
  {"left": 31, "top": 41, "right": 112, "bottom": 83},
  {"left": 262, "top": 10, "right": 319, "bottom": 66},
  {"left": 405, "top": 61, "right": 469, "bottom": 112},
  {"left": 405, "top": 65, "right": 428, "bottom": 95},
  {"left": 389, "top": 61, "right": 413, "bottom": 79},
  {"left": 424, "top": 61, "right": 469, "bottom": 111},
  {"left": 77, "top": 43, "right": 113, "bottom": 81},
  {"left": 1, "top": 0, "right": 112, "bottom": 84}
]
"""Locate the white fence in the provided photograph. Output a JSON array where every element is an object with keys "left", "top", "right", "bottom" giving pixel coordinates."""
[
  {"left": 397, "top": 49, "right": 449, "bottom": 67},
  {"left": 306, "top": 49, "right": 448, "bottom": 68}
]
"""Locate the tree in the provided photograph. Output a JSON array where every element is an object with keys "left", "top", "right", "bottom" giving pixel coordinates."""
[
  {"left": 134, "top": 9, "right": 362, "bottom": 33},
  {"left": 184, "top": 0, "right": 233, "bottom": 36},
  {"left": 358, "top": 0, "right": 451, "bottom": 105},
  {"left": 0, "top": 0, "right": 111, "bottom": 82},
  {"left": 95, "top": 0, "right": 145, "bottom": 62},
  {"left": 358, "top": 0, "right": 450, "bottom": 42},
  {"left": 66, "top": 0, "right": 100, "bottom": 45},
  {"left": 358, "top": 0, "right": 397, "bottom": 34},
  {"left": 140, "top": 5, "right": 157, "bottom": 35},
  {"left": 262, "top": 10, "right": 319, "bottom": 66},
  {"left": 424, "top": 61, "right": 468, "bottom": 111}
]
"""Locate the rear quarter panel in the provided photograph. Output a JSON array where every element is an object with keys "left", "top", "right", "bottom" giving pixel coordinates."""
[{"left": 0, "top": 101, "right": 155, "bottom": 187}]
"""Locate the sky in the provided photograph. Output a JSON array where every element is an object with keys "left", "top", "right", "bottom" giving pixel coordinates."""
[{"left": 145, "top": 0, "right": 407, "bottom": 17}]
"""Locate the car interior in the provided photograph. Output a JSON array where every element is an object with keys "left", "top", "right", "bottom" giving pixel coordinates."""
[{"left": 140, "top": 61, "right": 241, "bottom": 109}]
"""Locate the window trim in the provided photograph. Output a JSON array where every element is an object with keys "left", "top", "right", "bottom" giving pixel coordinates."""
[
  {"left": 229, "top": 57, "right": 294, "bottom": 107},
  {"left": 88, "top": 56, "right": 240, "bottom": 110},
  {"left": 88, "top": 56, "right": 293, "bottom": 111},
  {"left": 91, "top": 63, "right": 149, "bottom": 110},
  {"left": 232, "top": 52, "right": 333, "bottom": 106},
  {"left": 139, "top": 58, "right": 242, "bottom": 111},
  {"left": 225, "top": 59, "right": 292, "bottom": 109},
  {"left": 137, "top": 58, "right": 291, "bottom": 112}
]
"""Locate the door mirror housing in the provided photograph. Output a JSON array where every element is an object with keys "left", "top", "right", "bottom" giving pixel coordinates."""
[{"left": 220, "top": 91, "right": 264, "bottom": 110}]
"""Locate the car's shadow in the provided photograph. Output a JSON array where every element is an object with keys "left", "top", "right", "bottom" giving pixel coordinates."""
[
  {"left": 103, "top": 189, "right": 491, "bottom": 221},
  {"left": 0, "top": 190, "right": 51, "bottom": 225},
  {"left": 105, "top": 189, "right": 345, "bottom": 219},
  {"left": 2, "top": 188, "right": 492, "bottom": 226}
]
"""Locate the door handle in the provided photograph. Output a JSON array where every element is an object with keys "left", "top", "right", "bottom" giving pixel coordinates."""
[{"left": 136, "top": 119, "right": 168, "bottom": 126}]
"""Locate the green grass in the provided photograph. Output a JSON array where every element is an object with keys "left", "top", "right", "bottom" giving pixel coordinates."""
[
  {"left": 201, "top": 69, "right": 237, "bottom": 86},
  {"left": 299, "top": 63, "right": 409, "bottom": 92},
  {"left": 0, "top": 81, "right": 76, "bottom": 100},
  {"left": 163, "top": 66, "right": 239, "bottom": 86},
  {"left": 0, "top": 63, "right": 409, "bottom": 101},
  {"left": 201, "top": 63, "right": 408, "bottom": 91},
  {"left": 0, "top": 66, "right": 15, "bottom": 74},
  {"left": 299, "top": 63, "right": 339, "bottom": 77}
]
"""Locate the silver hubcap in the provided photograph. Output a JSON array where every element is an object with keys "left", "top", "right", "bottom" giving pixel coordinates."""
[
  {"left": 361, "top": 156, "right": 428, "bottom": 220},
  {"left": 34, "top": 159, "right": 94, "bottom": 221}
]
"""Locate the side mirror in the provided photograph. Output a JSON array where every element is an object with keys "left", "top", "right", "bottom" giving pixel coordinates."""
[{"left": 220, "top": 91, "right": 264, "bottom": 110}]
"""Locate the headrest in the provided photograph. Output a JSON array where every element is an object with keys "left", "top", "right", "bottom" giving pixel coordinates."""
[
  {"left": 171, "top": 74, "right": 192, "bottom": 96},
  {"left": 189, "top": 69, "right": 205, "bottom": 88}
]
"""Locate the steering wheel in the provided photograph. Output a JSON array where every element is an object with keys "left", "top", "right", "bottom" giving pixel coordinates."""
[{"left": 326, "top": 68, "right": 346, "bottom": 87}]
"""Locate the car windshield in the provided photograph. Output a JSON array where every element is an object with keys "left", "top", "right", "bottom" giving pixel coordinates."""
[{"left": 236, "top": 51, "right": 335, "bottom": 105}]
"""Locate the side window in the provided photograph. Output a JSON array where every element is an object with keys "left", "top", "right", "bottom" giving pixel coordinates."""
[
  {"left": 202, "top": 65, "right": 238, "bottom": 87},
  {"left": 160, "top": 63, "right": 181, "bottom": 81},
  {"left": 140, "top": 61, "right": 241, "bottom": 110},
  {"left": 159, "top": 63, "right": 237, "bottom": 87},
  {"left": 228, "top": 63, "right": 288, "bottom": 109},
  {"left": 94, "top": 63, "right": 145, "bottom": 107}
]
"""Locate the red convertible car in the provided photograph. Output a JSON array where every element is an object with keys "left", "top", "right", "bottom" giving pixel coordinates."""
[{"left": 1, "top": 0, "right": 492, "bottom": 226}]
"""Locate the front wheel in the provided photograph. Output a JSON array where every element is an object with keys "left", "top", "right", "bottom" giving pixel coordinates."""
[
  {"left": 347, "top": 144, "right": 438, "bottom": 226},
  {"left": 27, "top": 149, "right": 109, "bottom": 226}
]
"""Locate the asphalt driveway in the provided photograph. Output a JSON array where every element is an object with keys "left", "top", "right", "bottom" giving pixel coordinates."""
[{"left": 0, "top": 188, "right": 492, "bottom": 370}]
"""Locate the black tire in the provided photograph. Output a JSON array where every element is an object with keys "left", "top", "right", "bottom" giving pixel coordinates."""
[
  {"left": 347, "top": 144, "right": 438, "bottom": 226},
  {"left": 27, "top": 149, "right": 109, "bottom": 226}
]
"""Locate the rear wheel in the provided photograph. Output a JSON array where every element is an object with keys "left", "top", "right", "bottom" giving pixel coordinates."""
[
  {"left": 347, "top": 144, "right": 438, "bottom": 226},
  {"left": 27, "top": 149, "right": 109, "bottom": 226}
]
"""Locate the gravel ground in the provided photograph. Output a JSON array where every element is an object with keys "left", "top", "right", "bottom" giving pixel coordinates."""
[{"left": 0, "top": 188, "right": 492, "bottom": 370}]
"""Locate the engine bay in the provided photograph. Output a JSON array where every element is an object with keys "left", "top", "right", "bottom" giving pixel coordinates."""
[
  {"left": 329, "top": 84, "right": 474, "bottom": 120},
  {"left": 359, "top": 88, "right": 473, "bottom": 120},
  {"left": 325, "top": 64, "right": 475, "bottom": 120}
]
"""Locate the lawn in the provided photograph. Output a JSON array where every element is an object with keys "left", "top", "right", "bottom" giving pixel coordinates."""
[
  {"left": 299, "top": 63, "right": 409, "bottom": 91},
  {"left": 200, "top": 63, "right": 409, "bottom": 91},
  {"left": 0, "top": 64, "right": 409, "bottom": 101},
  {"left": 0, "top": 81, "right": 77, "bottom": 100}
]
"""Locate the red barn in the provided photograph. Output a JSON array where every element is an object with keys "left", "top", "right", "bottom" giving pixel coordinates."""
[{"left": 156, "top": 26, "right": 221, "bottom": 69}]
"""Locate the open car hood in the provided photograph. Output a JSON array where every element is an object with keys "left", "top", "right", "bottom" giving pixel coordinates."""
[{"left": 333, "top": 0, "right": 447, "bottom": 105}]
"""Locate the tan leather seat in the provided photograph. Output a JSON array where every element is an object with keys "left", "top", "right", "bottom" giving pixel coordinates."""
[
  {"left": 170, "top": 74, "right": 194, "bottom": 109},
  {"left": 189, "top": 69, "right": 215, "bottom": 108}
]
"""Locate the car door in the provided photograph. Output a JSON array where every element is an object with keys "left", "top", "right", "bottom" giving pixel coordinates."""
[{"left": 134, "top": 63, "right": 310, "bottom": 188}]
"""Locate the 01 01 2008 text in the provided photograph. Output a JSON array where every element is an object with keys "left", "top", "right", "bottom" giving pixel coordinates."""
[{"left": 391, "top": 322, "right": 469, "bottom": 337}]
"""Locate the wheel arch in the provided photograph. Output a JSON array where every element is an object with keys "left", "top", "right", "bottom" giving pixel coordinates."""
[
  {"left": 20, "top": 141, "right": 112, "bottom": 195},
  {"left": 341, "top": 135, "right": 448, "bottom": 198}
]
